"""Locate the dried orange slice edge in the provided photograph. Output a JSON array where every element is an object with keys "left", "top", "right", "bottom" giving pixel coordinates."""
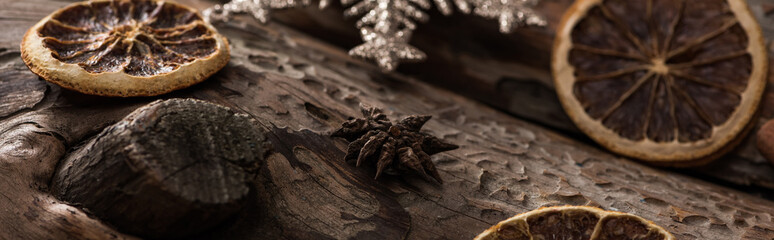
[
  {"left": 21, "top": 0, "right": 230, "bottom": 97},
  {"left": 474, "top": 206, "right": 675, "bottom": 240},
  {"left": 552, "top": 0, "right": 767, "bottom": 164}
]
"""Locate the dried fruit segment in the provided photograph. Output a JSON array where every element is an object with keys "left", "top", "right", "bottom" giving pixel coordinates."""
[
  {"left": 553, "top": 0, "right": 766, "bottom": 164},
  {"left": 21, "top": 0, "right": 230, "bottom": 97},
  {"left": 475, "top": 206, "right": 674, "bottom": 240},
  {"left": 526, "top": 209, "right": 598, "bottom": 240},
  {"left": 41, "top": 0, "right": 211, "bottom": 75},
  {"left": 595, "top": 216, "right": 667, "bottom": 240}
]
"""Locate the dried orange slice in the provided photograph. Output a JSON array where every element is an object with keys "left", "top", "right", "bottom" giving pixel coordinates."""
[
  {"left": 21, "top": 0, "right": 229, "bottom": 97},
  {"left": 475, "top": 206, "right": 675, "bottom": 240},
  {"left": 552, "top": 0, "right": 766, "bottom": 165}
]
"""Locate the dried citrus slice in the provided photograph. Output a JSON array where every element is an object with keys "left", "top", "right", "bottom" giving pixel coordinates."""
[
  {"left": 21, "top": 0, "right": 229, "bottom": 97},
  {"left": 475, "top": 206, "right": 675, "bottom": 240},
  {"left": 552, "top": 0, "right": 766, "bottom": 165}
]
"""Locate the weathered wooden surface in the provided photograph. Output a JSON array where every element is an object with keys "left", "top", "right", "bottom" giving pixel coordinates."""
[
  {"left": 1, "top": 0, "right": 774, "bottom": 239},
  {"left": 52, "top": 99, "right": 270, "bottom": 239},
  {"left": 0, "top": 91, "right": 140, "bottom": 239},
  {"left": 266, "top": 0, "right": 774, "bottom": 193}
]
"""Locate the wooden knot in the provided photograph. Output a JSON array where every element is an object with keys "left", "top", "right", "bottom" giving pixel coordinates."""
[{"left": 51, "top": 98, "right": 271, "bottom": 239}]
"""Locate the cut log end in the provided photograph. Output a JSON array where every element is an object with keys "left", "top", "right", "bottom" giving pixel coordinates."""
[{"left": 51, "top": 98, "right": 272, "bottom": 239}]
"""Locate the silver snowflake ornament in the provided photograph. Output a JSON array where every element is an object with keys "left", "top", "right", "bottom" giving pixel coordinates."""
[
  {"left": 346, "top": 0, "right": 430, "bottom": 30},
  {"left": 205, "top": 0, "right": 545, "bottom": 71}
]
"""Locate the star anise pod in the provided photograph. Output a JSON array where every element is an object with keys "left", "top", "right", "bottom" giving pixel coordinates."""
[{"left": 332, "top": 106, "right": 458, "bottom": 183}]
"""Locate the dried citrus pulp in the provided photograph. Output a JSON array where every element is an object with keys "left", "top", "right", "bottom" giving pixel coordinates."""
[
  {"left": 21, "top": 0, "right": 229, "bottom": 97},
  {"left": 475, "top": 206, "right": 674, "bottom": 240},
  {"left": 552, "top": 0, "right": 767, "bottom": 164}
]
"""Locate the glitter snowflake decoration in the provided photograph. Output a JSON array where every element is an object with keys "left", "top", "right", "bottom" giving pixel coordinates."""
[{"left": 203, "top": 0, "right": 545, "bottom": 71}]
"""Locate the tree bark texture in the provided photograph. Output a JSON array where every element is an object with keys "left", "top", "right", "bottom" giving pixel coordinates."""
[
  {"left": 267, "top": 0, "right": 774, "bottom": 193},
  {"left": 52, "top": 99, "right": 270, "bottom": 239},
  {"left": 0, "top": 0, "right": 773, "bottom": 239}
]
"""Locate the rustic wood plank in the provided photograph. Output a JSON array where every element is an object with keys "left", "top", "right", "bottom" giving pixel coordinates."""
[{"left": 268, "top": 0, "right": 774, "bottom": 193}]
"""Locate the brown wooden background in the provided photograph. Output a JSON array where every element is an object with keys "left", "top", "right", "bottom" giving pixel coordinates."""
[{"left": 0, "top": 0, "right": 773, "bottom": 239}]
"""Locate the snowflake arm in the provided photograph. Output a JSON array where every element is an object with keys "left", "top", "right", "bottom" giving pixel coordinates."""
[
  {"left": 349, "top": 28, "right": 426, "bottom": 71},
  {"left": 472, "top": 0, "right": 546, "bottom": 33},
  {"left": 203, "top": 0, "right": 311, "bottom": 23}
]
